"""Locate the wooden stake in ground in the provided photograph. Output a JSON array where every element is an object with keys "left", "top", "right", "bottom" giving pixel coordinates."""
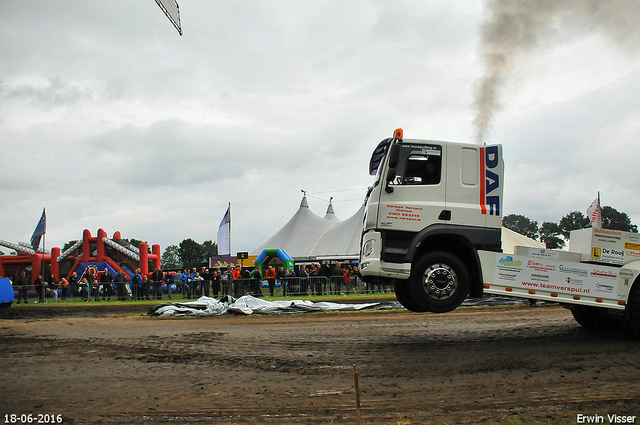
[{"left": 352, "top": 364, "right": 361, "bottom": 425}]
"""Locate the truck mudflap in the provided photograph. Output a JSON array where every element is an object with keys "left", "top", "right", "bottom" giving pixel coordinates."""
[{"left": 478, "top": 250, "right": 639, "bottom": 310}]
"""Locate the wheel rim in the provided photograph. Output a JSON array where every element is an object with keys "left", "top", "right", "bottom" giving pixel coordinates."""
[{"left": 422, "top": 263, "right": 458, "bottom": 300}]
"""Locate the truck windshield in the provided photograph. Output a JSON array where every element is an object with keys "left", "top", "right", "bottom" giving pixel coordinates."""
[{"left": 389, "top": 144, "right": 442, "bottom": 186}]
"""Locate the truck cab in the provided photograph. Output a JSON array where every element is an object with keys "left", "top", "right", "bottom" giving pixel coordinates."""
[{"left": 360, "top": 129, "right": 504, "bottom": 313}]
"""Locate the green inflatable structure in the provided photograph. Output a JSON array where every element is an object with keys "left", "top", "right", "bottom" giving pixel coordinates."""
[{"left": 254, "top": 249, "right": 294, "bottom": 272}]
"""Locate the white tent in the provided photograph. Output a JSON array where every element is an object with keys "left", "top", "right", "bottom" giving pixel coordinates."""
[
  {"left": 249, "top": 196, "right": 351, "bottom": 261},
  {"left": 309, "top": 203, "right": 365, "bottom": 260},
  {"left": 501, "top": 227, "right": 545, "bottom": 253}
]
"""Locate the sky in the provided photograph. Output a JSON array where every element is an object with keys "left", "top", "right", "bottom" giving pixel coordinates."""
[{"left": 1, "top": 0, "right": 639, "bottom": 255}]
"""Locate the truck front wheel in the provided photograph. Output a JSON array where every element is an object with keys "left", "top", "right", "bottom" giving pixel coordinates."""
[
  {"left": 407, "top": 251, "right": 470, "bottom": 313},
  {"left": 394, "top": 280, "right": 428, "bottom": 312}
]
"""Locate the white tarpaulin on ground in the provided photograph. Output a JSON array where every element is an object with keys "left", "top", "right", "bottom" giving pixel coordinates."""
[
  {"left": 147, "top": 295, "right": 393, "bottom": 316},
  {"left": 148, "top": 296, "right": 229, "bottom": 316}
]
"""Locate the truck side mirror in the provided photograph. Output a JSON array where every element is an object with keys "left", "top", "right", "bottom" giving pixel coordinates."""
[{"left": 385, "top": 168, "right": 396, "bottom": 193}]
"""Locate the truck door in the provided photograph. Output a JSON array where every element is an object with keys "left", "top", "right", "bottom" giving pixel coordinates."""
[
  {"left": 377, "top": 142, "right": 447, "bottom": 233},
  {"left": 444, "top": 144, "right": 503, "bottom": 231}
]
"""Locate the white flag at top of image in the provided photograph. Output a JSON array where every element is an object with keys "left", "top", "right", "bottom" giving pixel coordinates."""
[
  {"left": 587, "top": 193, "right": 602, "bottom": 229},
  {"left": 217, "top": 205, "right": 231, "bottom": 256}
]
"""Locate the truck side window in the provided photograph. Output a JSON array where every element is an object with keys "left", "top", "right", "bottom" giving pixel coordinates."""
[{"left": 393, "top": 154, "right": 441, "bottom": 185}]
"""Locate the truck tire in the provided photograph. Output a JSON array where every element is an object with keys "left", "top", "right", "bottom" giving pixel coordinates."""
[
  {"left": 570, "top": 305, "right": 622, "bottom": 334},
  {"left": 626, "top": 282, "right": 640, "bottom": 338},
  {"left": 394, "top": 280, "right": 428, "bottom": 312},
  {"left": 407, "top": 251, "right": 470, "bottom": 313}
]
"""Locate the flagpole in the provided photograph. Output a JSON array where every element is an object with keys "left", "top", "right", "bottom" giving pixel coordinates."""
[
  {"left": 41, "top": 231, "right": 46, "bottom": 302},
  {"left": 41, "top": 208, "right": 46, "bottom": 302},
  {"left": 228, "top": 202, "right": 231, "bottom": 257},
  {"left": 598, "top": 191, "right": 602, "bottom": 229},
  {"left": 30, "top": 208, "right": 47, "bottom": 297}
]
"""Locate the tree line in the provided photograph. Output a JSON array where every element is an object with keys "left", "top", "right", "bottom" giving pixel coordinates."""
[
  {"left": 161, "top": 239, "right": 218, "bottom": 269},
  {"left": 503, "top": 206, "right": 638, "bottom": 249}
]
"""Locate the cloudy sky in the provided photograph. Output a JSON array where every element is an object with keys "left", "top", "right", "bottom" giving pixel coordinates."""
[{"left": 1, "top": 0, "right": 639, "bottom": 255}]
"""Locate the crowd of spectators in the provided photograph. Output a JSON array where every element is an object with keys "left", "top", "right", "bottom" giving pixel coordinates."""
[{"left": 3, "top": 261, "right": 389, "bottom": 303}]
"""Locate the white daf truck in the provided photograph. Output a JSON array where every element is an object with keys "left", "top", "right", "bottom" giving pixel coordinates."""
[{"left": 359, "top": 128, "right": 640, "bottom": 336}]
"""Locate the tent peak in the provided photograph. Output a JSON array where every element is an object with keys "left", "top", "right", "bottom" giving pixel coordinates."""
[
  {"left": 324, "top": 201, "right": 339, "bottom": 220},
  {"left": 326, "top": 203, "right": 335, "bottom": 215}
]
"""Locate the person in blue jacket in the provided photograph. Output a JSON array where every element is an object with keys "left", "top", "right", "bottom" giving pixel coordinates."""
[
  {"left": 164, "top": 272, "right": 175, "bottom": 299},
  {"left": 130, "top": 269, "right": 142, "bottom": 300},
  {"left": 180, "top": 269, "right": 191, "bottom": 298}
]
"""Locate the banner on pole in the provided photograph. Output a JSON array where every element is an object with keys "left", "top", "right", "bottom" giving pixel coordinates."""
[
  {"left": 30, "top": 208, "right": 46, "bottom": 252},
  {"left": 587, "top": 193, "right": 602, "bottom": 229},
  {"left": 217, "top": 205, "right": 231, "bottom": 256},
  {"left": 154, "top": 0, "right": 182, "bottom": 35}
]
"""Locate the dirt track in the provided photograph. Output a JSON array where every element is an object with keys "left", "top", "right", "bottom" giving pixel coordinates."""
[{"left": 1, "top": 303, "right": 639, "bottom": 424}]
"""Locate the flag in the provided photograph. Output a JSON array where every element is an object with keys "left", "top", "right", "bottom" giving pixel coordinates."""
[
  {"left": 30, "top": 208, "right": 46, "bottom": 251},
  {"left": 217, "top": 204, "right": 231, "bottom": 256},
  {"left": 154, "top": 0, "right": 183, "bottom": 36},
  {"left": 587, "top": 193, "right": 602, "bottom": 229}
]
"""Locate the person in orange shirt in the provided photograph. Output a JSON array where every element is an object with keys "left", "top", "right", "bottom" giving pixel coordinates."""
[
  {"left": 59, "top": 277, "right": 69, "bottom": 300},
  {"left": 232, "top": 265, "right": 243, "bottom": 298},
  {"left": 265, "top": 266, "right": 276, "bottom": 297}
]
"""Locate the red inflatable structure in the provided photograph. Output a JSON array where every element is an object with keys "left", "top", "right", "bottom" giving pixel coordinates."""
[
  {"left": 0, "top": 229, "right": 161, "bottom": 285},
  {"left": 0, "top": 241, "right": 50, "bottom": 285},
  {"left": 56, "top": 229, "right": 161, "bottom": 281}
]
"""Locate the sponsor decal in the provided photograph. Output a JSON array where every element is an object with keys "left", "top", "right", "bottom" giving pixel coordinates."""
[
  {"left": 594, "top": 228, "right": 622, "bottom": 237},
  {"left": 559, "top": 264, "right": 588, "bottom": 277},
  {"left": 593, "top": 228, "right": 622, "bottom": 243},
  {"left": 521, "top": 281, "right": 590, "bottom": 294},
  {"left": 598, "top": 248, "right": 624, "bottom": 265},
  {"left": 529, "top": 249, "right": 560, "bottom": 260},
  {"left": 422, "top": 148, "right": 441, "bottom": 156},
  {"left": 619, "top": 269, "right": 634, "bottom": 286},
  {"left": 591, "top": 269, "right": 617, "bottom": 279},
  {"left": 498, "top": 272, "right": 518, "bottom": 281},
  {"left": 531, "top": 273, "right": 549, "bottom": 282},
  {"left": 619, "top": 269, "right": 634, "bottom": 279},
  {"left": 498, "top": 256, "right": 522, "bottom": 267},
  {"left": 627, "top": 250, "right": 640, "bottom": 259},
  {"left": 385, "top": 204, "right": 423, "bottom": 222},
  {"left": 480, "top": 146, "right": 501, "bottom": 216},
  {"left": 595, "top": 282, "right": 614, "bottom": 293},
  {"left": 404, "top": 143, "right": 438, "bottom": 151},
  {"left": 603, "top": 248, "right": 624, "bottom": 257},
  {"left": 565, "top": 277, "right": 584, "bottom": 286},
  {"left": 624, "top": 242, "right": 640, "bottom": 251},
  {"left": 526, "top": 259, "right": 555, "bottom": 273}
]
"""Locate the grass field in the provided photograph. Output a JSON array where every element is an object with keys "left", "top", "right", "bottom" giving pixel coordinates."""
[{"left": 7, "top": 291, "right": 399, "bottom": 308}]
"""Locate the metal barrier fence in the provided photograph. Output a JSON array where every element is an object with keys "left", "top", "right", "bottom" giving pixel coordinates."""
[{"left": 8, "top": 275, "right": 392, "bottom": 303}]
